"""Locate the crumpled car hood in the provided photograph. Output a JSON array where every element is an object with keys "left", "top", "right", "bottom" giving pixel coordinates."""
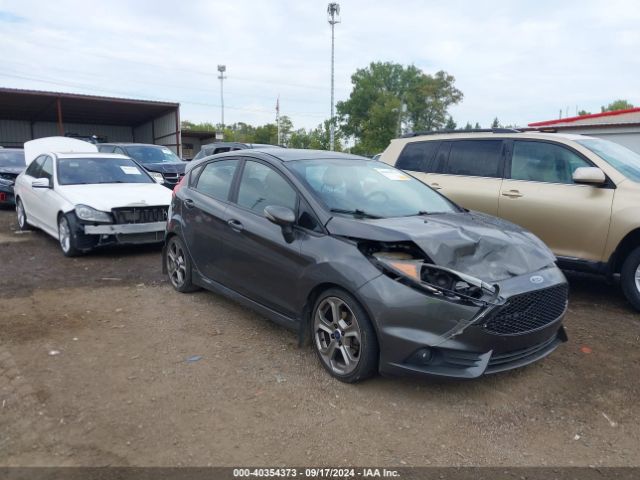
[
  {"left": 0, "top": 166, "right": 25, "bottom": 176},
  {"left": 326, "top": 211, "right": 556, "bottom": 282}
]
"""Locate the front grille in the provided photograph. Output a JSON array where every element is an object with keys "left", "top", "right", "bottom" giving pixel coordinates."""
[
  {"left": 162, "top": 172, "right": 184, "bottom": 184},
  {"left": 112, "top": 206, "right": 168, "bottom": 224},
  {"left": 482, "top": 284, "right": 568, "bottom": 335}
]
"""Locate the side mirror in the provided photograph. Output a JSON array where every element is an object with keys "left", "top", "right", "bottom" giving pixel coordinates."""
[
  {"left": 264, "top": 205, "right": 296, "bottom": 243},
  {"left": 573, "top": 167, "right": 606, "bottom": 185},
  {"left": 32, "top": 178, "right": 51, "bottom": 189}
]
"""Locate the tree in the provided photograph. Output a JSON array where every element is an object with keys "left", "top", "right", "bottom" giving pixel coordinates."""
[
  {"left": 474, "top": 122, "right": 481, "bottom": 129},
  {"left": 463, "top": 122, "right": 473, "bottom": 130},
  {"left": 601, "top": 99, "right": 634, "bottom": 112},
  {"left": 445, "top": 117, "right": 457, "bottom": 130},
  {"left": 337, "top": 62, "right": 463, "bottom": 154},
  {"left": 491, "top": 117, "right": 501, "bottom": 128},
  {"left": 289, "top": 120, "right": 343, "bottom": 151},
  {"left": 578, "top": 110, "right": 591, "bottom": 116}
]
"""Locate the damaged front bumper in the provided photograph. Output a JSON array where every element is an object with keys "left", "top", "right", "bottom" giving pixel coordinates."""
[
  {"left": 84, "top": 221, "right": 166, "bottom": 236},
  {"left": 356, "top": 264, "right": 568, "bottom": 379},
  {"left": 70, "top": 219, "right": 166, "bottom": 250}
]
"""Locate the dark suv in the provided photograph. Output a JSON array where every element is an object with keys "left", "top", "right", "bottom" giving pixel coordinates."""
[
  {"left": 98, "top": 143, "right": 186, "bottom": 189},
  {"left": 192, "top": 142, "right": 281, "bottom": 162}
]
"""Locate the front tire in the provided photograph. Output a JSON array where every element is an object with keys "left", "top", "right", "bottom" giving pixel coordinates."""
[
  {"left": 165, "top": 235, "right": 198, "bottom": 293},
  {"left": 16, "top": 198, "right": 32, "bottom": 231},
  {"left": 620, "top": 246, "right": 640, "bottom": 311},
  {"left": 58, "top": 214, "right": 81, "bottom": 257},
  {"left": 312, "top": 288, "right": 378, "bottom": 383}
]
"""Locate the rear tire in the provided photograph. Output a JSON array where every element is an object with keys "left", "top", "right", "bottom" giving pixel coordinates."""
[
  {"left": 311, "top": 288, "right": 379, "bottom": 383},
  {"left": 16, "top": 198, "right": 32, "bottom": 231},
  {"left": 58, "top": 214, "right": 81, "bottom": 257},
  {"left": 165, "top": 235, "right": 199, "bottom": 293},
  {"left": 620, "top": 246, "right": 640, "bottom": 311}
]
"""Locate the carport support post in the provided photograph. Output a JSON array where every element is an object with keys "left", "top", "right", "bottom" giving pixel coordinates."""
[{"left": 56, "top": 97, "right": 64, "bottom": 136}]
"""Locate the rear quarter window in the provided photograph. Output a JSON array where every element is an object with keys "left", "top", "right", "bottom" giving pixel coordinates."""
[{"left": 444, "top": 140, "right": 503, "bottom": 178}]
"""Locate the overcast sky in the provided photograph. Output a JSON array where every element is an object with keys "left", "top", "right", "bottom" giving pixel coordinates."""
[{"left": 1, "top": 0, "right": 639, "bottom": 131}]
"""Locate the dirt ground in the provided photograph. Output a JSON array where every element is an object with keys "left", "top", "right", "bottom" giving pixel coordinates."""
[{"left": 0, "top": 208, "right": 639, "bottom": 467}]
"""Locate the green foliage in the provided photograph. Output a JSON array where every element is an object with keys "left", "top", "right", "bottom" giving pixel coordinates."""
[
  {"left": 445, "top": 117, "right": 457, "bottom": 130},
  {"left": 337, "top": 62, "right": 463, "bottom": 154},
  {"left": 289, "top": 120, "right": 343, "bottom": 151},
  {"left": 474, "top": 122, "right": 481, "bottom": 129},
  {"left": 183, "top": 115, "right": 341, "bottom": 150},
  {"left": 491, "top": 117, "right": 501, "bottom": 128},
  {"left": 601, "top": 99, "right": 634, "bottom": 112},
  {"left": 578, "top": 110, "right": 591, "bottom": 116},
  {"left": 463, "top": 122, "right": 473, "bottom": 130}
]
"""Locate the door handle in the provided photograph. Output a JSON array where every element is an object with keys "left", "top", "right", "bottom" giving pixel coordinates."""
[
  {"left": 183, "top": 199, "right": 195, "bottom": 209},
  {"left": 227, "top": 219, "right": 244, "bottom": 232},
  {"left": 501, "top": 190, "right": 523, "bottom": 198},
  {"left": 430, "top": 183, "right": 442, "bottom": 190}
]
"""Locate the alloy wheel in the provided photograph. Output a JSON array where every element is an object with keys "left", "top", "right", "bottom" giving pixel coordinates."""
[
  {"left": 58, "top": 217, "right": 71, "bottom": 253},
  {"left": 634, "top": 264, "right": 640, "bottom": 294},
  {"left": 16, "top": 200, "right": 26, "bottom": 228},
  {"left": 314, "top": 296, "right": 362, "bottom": 376},
  {"left": 167, "top": 239, "right": 187, "bottom": 288}
]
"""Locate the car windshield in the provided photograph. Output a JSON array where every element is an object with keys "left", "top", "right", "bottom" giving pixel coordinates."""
[
  {"left": 57, "top": 157, "right": 155, "bottom": 185},
  {"left": 0, "top": 150, "right": 25, "bottom": 167},
  {"left": 125, "top": 146, "right": 182, "bottom": 164},
  {"left": 576, "top": 138, "right": 640, "bottom": 182},
  {"left": 288, "top": 158, "right": 457, "bottom": 218}
]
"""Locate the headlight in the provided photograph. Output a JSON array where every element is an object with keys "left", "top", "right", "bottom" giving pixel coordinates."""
[
  {"left": 150, "top": 172, "right": 164, "bottom": 184},
  {"left": 75, "top": 204, "right": 113, "bottom": 223},
  {"left": 375, "top": 257, "right": 497, "bottom": 302}
]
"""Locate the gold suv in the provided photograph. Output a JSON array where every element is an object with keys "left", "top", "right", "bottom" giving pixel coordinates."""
[{"left": 381, "top": 129, "right": 640, "bottom": 310}]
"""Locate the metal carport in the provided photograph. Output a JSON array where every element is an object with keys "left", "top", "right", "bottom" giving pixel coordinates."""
[{"left": 0, "top": 88, "right": 181, "bottom": 155}]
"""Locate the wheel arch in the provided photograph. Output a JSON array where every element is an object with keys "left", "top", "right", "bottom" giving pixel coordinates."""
[
  {"left": 298, "top": 281, "right": 381, "bottom": 348},
  {"left": 610, "top": 228, "right": 640, "bottom": 273}
]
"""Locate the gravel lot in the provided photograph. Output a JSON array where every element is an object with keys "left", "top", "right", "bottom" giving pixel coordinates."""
[{"left": 0, "top": 208, "right": 639, "bottom": 467}]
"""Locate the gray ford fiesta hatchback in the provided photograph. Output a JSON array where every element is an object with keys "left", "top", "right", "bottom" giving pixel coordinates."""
[{"left": 163, "top": 149, "right": 568, "bottom": 383}]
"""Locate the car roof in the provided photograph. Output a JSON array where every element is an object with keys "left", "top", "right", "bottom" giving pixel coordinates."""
[
  {"left": 396, "top": 130, "right": 597, "bottom": 143},
  {"left": 253, "top": 148, "right": 369, "bottom": 162}
]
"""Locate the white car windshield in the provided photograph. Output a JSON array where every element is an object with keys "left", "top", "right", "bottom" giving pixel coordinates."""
[
  {"left": 57, "top": 158, "right": 155, "bottom": 185},
  {"left": 288, "top": 159, "right": 457, "bottom": 218},
  {"left": 577, "top": 138, "right": 640, "bottom": 182}
]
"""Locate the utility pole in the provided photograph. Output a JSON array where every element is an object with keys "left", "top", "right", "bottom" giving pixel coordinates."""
[
  {"left": 276, "top": 95, "right": 281, "bottom": 145},
  {"left": 327, "top": 3, "right": 340, "bottom": 151},
  {"left": 217, "top": 65, "right": 226, "bottom": 131}
]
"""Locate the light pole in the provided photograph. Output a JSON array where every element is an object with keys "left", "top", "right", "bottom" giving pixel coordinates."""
[
  {"left": 327, "top": 3, "right": 340, "bottom": 151},
  {"left": 217, "top": 65, "right": 226, "bottom": 131}
]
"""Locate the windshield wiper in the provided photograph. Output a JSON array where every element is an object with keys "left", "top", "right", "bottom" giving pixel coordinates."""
[{"left": 330, "top": 208, "right": 382, "bottom": 219}]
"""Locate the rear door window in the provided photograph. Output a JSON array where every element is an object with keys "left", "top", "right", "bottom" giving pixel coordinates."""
[
  {"left": 396, "top": 141, "right": 439, "bottom": 172},
  {"left": 510, "top": 141, "right": 590, "bottom": 184},
  {"left": 194, "top": 159, "right": 238, "bottom": 201},
  {"left": 444, "top": 140, "right": 503, "bottom": 178}
]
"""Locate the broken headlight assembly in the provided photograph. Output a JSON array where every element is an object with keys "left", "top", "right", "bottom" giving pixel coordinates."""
[{"left": 360, "top": 241, "right": 499, "bottom": 306}]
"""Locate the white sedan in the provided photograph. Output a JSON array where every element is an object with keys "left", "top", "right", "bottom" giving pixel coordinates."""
[{"left": 14, "top": 139, "right": 172, "bottom": 256}]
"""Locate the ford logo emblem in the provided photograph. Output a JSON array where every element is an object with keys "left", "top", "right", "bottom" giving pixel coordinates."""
[{"left": 529, "top": 275, "right": 544, "bottom": 284}]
